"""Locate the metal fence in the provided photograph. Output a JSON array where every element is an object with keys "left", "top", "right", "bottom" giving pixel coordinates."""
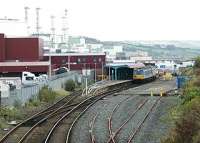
[{"left": 1, "top": 71, "right": 86, "bottom": 106}]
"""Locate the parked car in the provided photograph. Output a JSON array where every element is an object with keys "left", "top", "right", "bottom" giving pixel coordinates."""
[{"left": 54, "top": 67, "right": 69, "bottom": 75}]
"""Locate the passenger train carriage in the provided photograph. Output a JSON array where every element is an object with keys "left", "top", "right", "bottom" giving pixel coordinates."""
[{"left": 133, "top": 66, "right": 158, "bottom": 81}]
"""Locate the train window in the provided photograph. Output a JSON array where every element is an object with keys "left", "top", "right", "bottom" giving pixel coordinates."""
[
  {"left": 99, "top": 58, "right": 102, "bottom": 62},
  {"left": 134, "top": 69, "right": 144, "bottom": 74}
]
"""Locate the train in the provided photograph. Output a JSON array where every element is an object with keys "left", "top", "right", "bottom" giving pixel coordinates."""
[{"left": 133, "top": 66, "right": 158, "bottom": 81}]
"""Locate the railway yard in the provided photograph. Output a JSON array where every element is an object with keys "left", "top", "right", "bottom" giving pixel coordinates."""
[
  {"left": 68, "top": 80, "right": 179, "bottom": 143},
  {"left": 1, "top": 3, "right": 199, "bottom": 142},
  {"left": 0, "top": 78, "right": 180, "bottom": 143}
]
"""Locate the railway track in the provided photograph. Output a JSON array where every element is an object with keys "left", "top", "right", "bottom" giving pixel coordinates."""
[
  {"left": 86, "top": 95, "right": 161, "bottom": 143},
  {"left": 107, "top": 96, "right": 147, "bottom": 143},
  {"left": 127, "top": 97, "right": 162, "bottom": 143},
  {"left": 107, "top": 96, "right": 136, "bottom": 143},
  {"left": 0, "top": 81, "right": 134, "bottom": 143},
  {"left": 66, "top": 84, "right": 136, "bottom": 143},
  {"left": 0, "top": 91, "right": 82, "bottom": 143},
  {"left": 64, "top": 79, "right": 172, "bottom": 143},
  {"left": 45, "top": 92, "right": 112, "bottom": 143},
  {"left": 89, "top": 113, "right": 98, "bottom": 143}
]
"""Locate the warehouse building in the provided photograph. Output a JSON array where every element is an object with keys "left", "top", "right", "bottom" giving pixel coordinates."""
[{"left": 0, "top": 33, "right": 106, "bottom": 77}]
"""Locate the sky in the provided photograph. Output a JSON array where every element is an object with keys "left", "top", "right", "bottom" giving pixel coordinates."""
[{"left": 0, "top": 0, "right": 200, "bottom": 41}]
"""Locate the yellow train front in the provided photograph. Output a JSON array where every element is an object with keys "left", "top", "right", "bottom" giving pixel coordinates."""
[{"left": 133, "top": 66, "right": 157, "bottom": 81}]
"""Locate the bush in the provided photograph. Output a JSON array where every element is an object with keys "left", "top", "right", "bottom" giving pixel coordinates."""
[
  {"left": 0, "top": 118, "right": 8, "bottom": 129},
  {"left": 38, "top": 86, "right": 56, "bottom": 103},
  {"left": 0, "top": 107, "right": 22, "bottom": 121},
  {"left": 64, "top": 80, "right": 75, "bottom": 91},
  {"left": 161, "top": 97, "right": 200, "bottom": 143},
  {"left": 182, "top": 86, "right": 200, "bottom": 103},
  {"left": 25, "top": 98, "right": 40, "bottom": 107},
  {"left": 162, "top": 66, "right": 200, "bottom": 143},
  {"left": 194, "top": 56, "right": 200, "bottom": 69}
]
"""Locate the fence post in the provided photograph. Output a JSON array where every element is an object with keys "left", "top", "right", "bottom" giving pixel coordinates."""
[{"left": 0, "top": 91, "right": 1, "bottom": 111}]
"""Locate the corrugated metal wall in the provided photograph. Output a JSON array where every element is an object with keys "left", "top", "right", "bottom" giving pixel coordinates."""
[
  {"left": 0, "top": 34, "right": 5, "bottom": 62},
  {"left": 48, "top": 55, "right": 106, "bottom": 70},
  {"left": 5, "top": 38, "right": 42, "bottom": 61},
  {"left": 0, "top": 65, "right": 48, "bottom": 73},
  {"left": 1, "top": 71, "right": 84, "bottom": 106}
]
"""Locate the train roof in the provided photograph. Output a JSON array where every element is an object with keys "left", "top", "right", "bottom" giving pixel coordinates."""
[
  {"left": 128, "top": 63, "right": 145, "bottom": 69},
  {"left": 105, "top": 62, "right": 145, "bottom": 69}
]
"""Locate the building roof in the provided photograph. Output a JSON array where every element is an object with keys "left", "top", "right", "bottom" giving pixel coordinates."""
[
  {"left": 0, "top": 61, "right": 50, "bottom": 66},
  {"left": 105, "top": 63, "right": 128, "bottom": 68},
  {"left": 106, "top": 62, "right": 145, "bottom": 69},
  {"left": 44, "top": 52, "right": 106, "bottom": 57}
]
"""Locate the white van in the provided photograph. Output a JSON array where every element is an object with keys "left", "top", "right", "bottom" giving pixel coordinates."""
[{"left": 22, "top": 71, "right": 37, "bottom": 85}]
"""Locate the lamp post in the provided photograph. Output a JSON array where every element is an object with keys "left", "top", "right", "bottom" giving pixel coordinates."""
[
  {"left": 49, "top": 53, "right": 52, "bottom": 78},
  {"left": 101, "top": 62, "right": 104, "bottom": 81},
  {"left": 68, "top": 55, "right": 70, "bottom": 71},
  {"left": 108, "top": 64, "right": 111, "bottom": 80},
  {"left": 94, "top": 63, "right": 97, "bottom": 83},
  {"left": 84, "top": 63, "right": 88, "bottom": 95}
]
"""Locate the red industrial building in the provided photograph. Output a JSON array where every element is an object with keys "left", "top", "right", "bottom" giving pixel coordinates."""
[
  {"left": 0, "top": 33, "right": 106, "bottom": 76},
  {"left": 44, "top": 53, "right": 105, "bottom": 71}
]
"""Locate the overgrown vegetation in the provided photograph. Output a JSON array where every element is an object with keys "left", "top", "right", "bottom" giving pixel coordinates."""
[
  {"left": 0, "top": 107, "right": 22, "bottom": 121},
  {"left": 194, "top": 56, "right": 200, "bottom": 68},
  {"left": 64, "top": 80, "right": 76, "bottom": 91},
  {"left": 0, "top": 86, "right": 66, "bottom": 129},
  {"left": 161, "top": 57, "right": 200, "bottom": 143},
  {"left": 25, "top": 98, "right": 41, "bottom": 107},
  {"left": 38, "top": 86, "right": 56, "bottom": 103}
]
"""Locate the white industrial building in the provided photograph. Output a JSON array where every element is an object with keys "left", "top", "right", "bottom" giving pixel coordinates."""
[
  {"left": 103, "top": 45, "right": 123, "bottom": 60},
  {"left": 129, "top": 51, "right": 152, "bottom": 62},
  {"left": 130, "top": 56, "right": 152, "bottom": 61}
]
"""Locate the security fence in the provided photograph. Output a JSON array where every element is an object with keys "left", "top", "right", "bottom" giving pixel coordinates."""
[{"left": 1, "top": 71, "right": 88, "bottom": 106}]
